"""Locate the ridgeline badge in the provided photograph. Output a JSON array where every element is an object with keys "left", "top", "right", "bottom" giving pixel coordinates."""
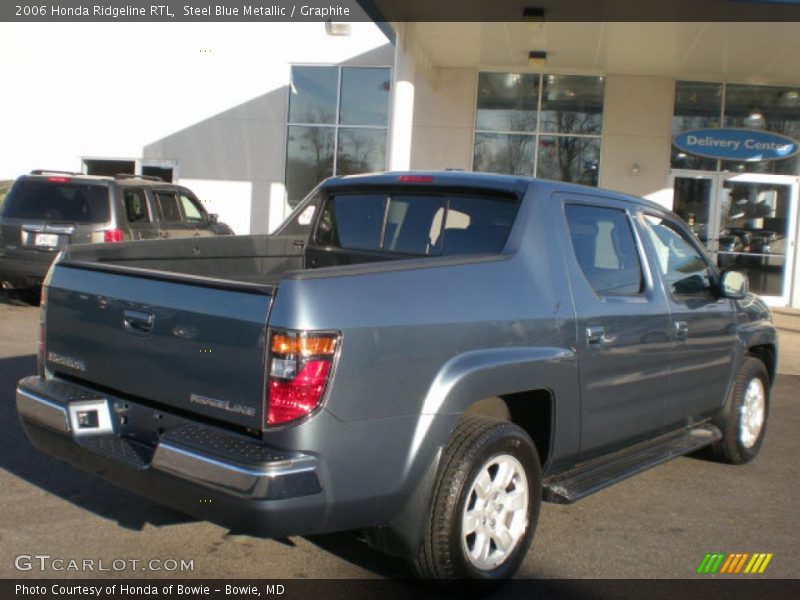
[{"left": 674, "top": 128, "right": 799, "bottom": 162}]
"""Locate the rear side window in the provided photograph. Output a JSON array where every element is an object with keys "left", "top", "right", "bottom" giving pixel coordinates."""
[
  {"left": 179, "top": 193, "right": 205, "bottom": 223},
  {"left": 124, "top": 189, "right": 150, "bottom": 223},
  {"left": 155, "top": 192, "right": 182, "bottom": 222},
  {"left": 2, "top": 180, "right": 110, "bottom": 223},
  {"left": 316, "top": 192, "right": 517, "bottom": 255},
  {"left": 565, "top": 204, "right": 643, "bottom": 295}
]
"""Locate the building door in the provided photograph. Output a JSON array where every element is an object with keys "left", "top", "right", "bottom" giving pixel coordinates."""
[
  {"left": 669, "top": 171, "right": 799, "bottom": 307},
  {"left": 718, "top": 173, "right": 798, "bottom": 306},
  {"left": 669, "top": 171, "right": 720, "bottom": 251}
]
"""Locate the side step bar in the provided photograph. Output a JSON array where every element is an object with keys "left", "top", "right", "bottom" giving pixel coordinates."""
[{"left": 543, "top": 424, "right": 722, "bottom": 504}]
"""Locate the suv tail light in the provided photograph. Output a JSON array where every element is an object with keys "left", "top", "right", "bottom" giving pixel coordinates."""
[
  {"left": 37, "top": 286, "right": 47, "bottom": 377},
  {"left": 266, "top": 330, "right": 339, "bottom": 426},
  {"left": 103, "top": 229, "right": 124, "bottom": 243}
]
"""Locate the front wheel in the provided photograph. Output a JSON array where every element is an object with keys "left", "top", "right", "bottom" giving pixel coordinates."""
[
  {"left": 708, "top": 356, "right": 770, "bottom": 464},
  {"left": 413, "top": 417, "right": 541, "bottom": 586}
]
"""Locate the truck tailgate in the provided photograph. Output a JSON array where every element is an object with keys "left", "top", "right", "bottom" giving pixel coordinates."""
[{"left": 44, "top": 262, "right": 273, "bottom": 431}]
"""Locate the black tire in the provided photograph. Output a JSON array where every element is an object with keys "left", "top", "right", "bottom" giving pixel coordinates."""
[
  {"left": 413, "top": 416, "right": 541, "bottom": 587},
  {"left": 708, "top": 356, "right": 770, "bottom": 464},
  {"left": 14, "top": 287, "right": 41, "bottom": 306}
]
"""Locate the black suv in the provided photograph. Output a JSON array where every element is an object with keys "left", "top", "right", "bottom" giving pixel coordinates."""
[{"left": 0, "top": 170, "right": 233, "bottom": 297}]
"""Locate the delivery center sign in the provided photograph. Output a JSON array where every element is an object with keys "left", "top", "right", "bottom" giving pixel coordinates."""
[{"left": 674, "top": 128, "right": 799, "bottom": 162}]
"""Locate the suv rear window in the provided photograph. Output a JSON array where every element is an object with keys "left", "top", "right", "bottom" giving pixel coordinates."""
[
  {"left": 2, "top": 180, "right": 110, "bottom": 223},
  {"left": 316, "top": 193, "right": 517, "bottom": 256}
]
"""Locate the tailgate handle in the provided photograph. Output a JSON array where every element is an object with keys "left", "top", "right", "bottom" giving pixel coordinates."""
[{"left": 123, "top": 310, "right": 155, "bottom": 335}]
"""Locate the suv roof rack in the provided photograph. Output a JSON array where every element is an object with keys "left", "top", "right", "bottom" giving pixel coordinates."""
[
  {"left": 29, "top": 169, "right": 82, "bottom": 176},
  {"left": 114, "top": 173, "right": 164, "bottom": 182}
]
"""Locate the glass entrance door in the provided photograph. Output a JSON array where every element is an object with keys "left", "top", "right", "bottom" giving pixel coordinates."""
[
  {"left": 669, "top": 171, "right": 718, "bottom": 250},
  {"left": 717, "top": 174, "right": 798, "bottom": 305},
  {"left": 669, "top": 171, "right": 798, "bottom": 306}
]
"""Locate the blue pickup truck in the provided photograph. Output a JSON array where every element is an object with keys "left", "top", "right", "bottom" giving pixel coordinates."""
[{"left": 16, "top": 172, "right": 776, "bottom": 584}]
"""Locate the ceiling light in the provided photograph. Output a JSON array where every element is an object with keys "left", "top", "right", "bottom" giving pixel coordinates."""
[
  {"left": 745, "top": 107, "right": 765, "bottom": 128},
  {"left": 528, "top": 51, "right": 547, "bottom": 69},
  {"left": 780, "top": 90, "right": 800, "bottom": 106},
  {"left": 522, "top": 7, "right": 545, "bottom": 23},
  {"left": 325, "top": 20, "right": 351, "bottom": 36}
]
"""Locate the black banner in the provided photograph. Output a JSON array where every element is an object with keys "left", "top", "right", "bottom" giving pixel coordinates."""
[
  {"left": 5, "top": 579, "right": 800, "bottom": 600},
  {"left": 5, "top": 0, "right": 800, "bottom": 22}
]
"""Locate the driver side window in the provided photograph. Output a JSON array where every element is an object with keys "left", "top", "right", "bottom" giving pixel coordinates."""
[{"left": 643, "top": 214, "right": 713, "bottom": 297}]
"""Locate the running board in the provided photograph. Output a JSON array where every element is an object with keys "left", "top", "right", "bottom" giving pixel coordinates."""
[{"left": 543, "top": 424, "right": 722, "bottom": 504}]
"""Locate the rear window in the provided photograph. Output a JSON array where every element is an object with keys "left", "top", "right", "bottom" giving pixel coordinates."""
[
  {"left": 316, "top": 193, "right": 517, "bottom": 256},
  {"left": 2, "top": 180, "right": 110, "bottom": 222}
]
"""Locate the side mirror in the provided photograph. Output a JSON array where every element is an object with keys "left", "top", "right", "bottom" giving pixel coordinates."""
[
  {"left": 209, "top": 213, "right": 219, "bottom": 224},
  {"left": 720, "top": 270, "right": 748, "bottom": 299}
]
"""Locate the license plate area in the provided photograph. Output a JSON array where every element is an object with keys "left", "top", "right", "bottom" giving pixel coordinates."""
[
  {"left": 34, "top": 233, "right": 60, "bottom": 248},
  {"left": 68, "top": 399, "right": 114, "bottom": 435}
]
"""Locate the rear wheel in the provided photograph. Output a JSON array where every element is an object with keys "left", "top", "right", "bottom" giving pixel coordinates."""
[
  {"left": 413, "top": 416, "right": 541, "bottom": 586},
  {"left": 708, "top": 357, "right": 770, "bottom": 464}
]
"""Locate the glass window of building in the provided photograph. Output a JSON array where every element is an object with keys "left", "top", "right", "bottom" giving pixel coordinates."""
[
  {"left": 286, "top": 66, "right": 391, "bottom": 206},
  {"left": 722, "top": 84, "right": 800, "bottom": 175},
  {"left": 671, "top": 81, "right": 723, "bottom": 171},
  {"left": 474, "top": 72, "right": 604, "bottom": 186},
  {"left": 671, "top": 81, "right": 800, "bottom": 175}
]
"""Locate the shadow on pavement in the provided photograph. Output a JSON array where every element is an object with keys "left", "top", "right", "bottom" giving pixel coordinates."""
[
  {"left": 0, "top": 353, "right": 192, "bottom": 531},
  {"left": 0, "top": 289, "right": 37, "bottom": 307},
  {"left": 304, "top": 532, "right": 413, "bottom": 579}
]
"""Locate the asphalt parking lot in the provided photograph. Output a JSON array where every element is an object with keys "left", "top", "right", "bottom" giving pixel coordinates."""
[{"left": 0, "top": 293, "right": 797, "bottom": 581}]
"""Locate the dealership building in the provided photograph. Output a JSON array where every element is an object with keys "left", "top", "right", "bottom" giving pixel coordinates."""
[{"left": 2, "top": 7, "right": 800, "bottom": 307}]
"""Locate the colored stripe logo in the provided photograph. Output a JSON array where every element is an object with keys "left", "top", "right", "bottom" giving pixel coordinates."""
[{"left": 697, "top": 553, "right": 773, "bottom": 574}]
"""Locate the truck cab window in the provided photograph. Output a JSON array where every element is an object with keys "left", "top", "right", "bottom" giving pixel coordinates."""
[
  {"left": 643, "top": 215, "right": 713, "bottom": 297},
  {"left": 316, "top": 193, "right": 518, "bottom": 256},
  {"left": 316, "top": 194, "right": 385, "bottom": 251},
  {"left": 565, "top": 204, "right": 643, "bottom": 295}
]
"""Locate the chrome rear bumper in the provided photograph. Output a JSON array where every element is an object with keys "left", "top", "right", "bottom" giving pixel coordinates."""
[{"left": 16, "top": 376, "right": 321, "bottom": 501}]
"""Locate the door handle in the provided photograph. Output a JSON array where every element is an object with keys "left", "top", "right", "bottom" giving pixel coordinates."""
[
  {"left": 674, "top": 320, "right": 689, "bottom": 341},
  {"left": 123, "top": 309, "right": 155, "bottom": 335},
  {"left": 586, "top": 325, "right": 606, "bottom": 347}
]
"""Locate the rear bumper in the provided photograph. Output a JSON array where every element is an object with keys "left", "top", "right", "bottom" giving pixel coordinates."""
[
  {"left": 16, "top": 376, "right": 329, "bottom": 537},
  {"left": 0, "top": 255, "right": 52, "bottom": 288}
]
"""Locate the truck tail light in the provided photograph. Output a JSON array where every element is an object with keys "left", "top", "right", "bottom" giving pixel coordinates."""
[
  {"left": 396, "top": 175, "right": 434, "bottom": 183},
  {"left": 266, "top": 331, "right": 339, "bottom": 426},
  {"left": 103, "top": 229, "right": 124, "bottom": 243}
]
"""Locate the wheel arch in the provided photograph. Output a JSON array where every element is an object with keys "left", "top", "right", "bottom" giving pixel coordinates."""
[{"left": 369, "top": 346, "right": 576, "bottom": 560}]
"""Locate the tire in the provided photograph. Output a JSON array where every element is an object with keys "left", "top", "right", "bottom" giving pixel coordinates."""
[
  {"left": 708, "top": 357, "right": 770, "bottom": 464},
  {"left": 413, "top": 416, "right": 541, "bottom": 587},
  {"left": 10, "top": 287, "right": 41, "bottom": 306}
]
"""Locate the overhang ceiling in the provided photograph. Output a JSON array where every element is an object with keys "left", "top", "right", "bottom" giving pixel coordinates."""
[
  {"left": 357, "top": 0, "right": 800, "bottom": 83},
  {"left": 406, "top": 21, "right": 800, "bottom": 84}
]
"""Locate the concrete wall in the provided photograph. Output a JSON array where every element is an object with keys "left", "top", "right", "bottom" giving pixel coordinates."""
[
  {"left": 598, "top": 75, "right": 675, "bottom": 206},
  {"left": 410, "top": 68, "right": 477, "bottom": 171},
  {"left": 144, "top": 42, "right": 393, "bottom": 234},
  {"left": 409, "top": 70, "right": 677, "bottom": 204}
]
